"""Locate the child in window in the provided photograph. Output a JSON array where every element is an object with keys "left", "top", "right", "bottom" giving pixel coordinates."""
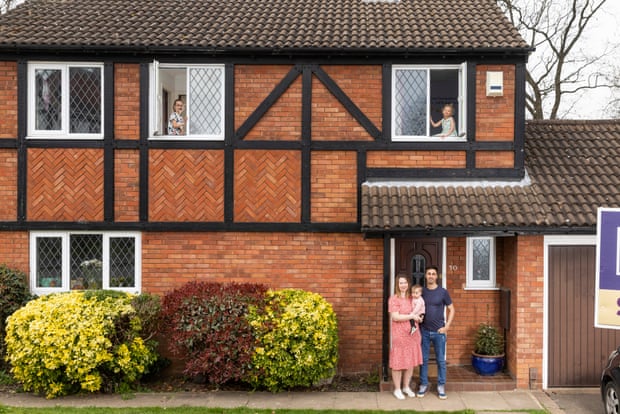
[
  {"left": 168, "top": 99, "right": 186, "bottom": 135},
  {"left": 409, "top": 284, "right": 425, "bottom": 334},
  {"left": 430, "top": 103, "right": 458, "bottom": 137}
]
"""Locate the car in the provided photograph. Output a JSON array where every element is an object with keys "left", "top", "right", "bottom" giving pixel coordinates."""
[{"left": 601, "top": 346, "right": 620, "bottom": 414}]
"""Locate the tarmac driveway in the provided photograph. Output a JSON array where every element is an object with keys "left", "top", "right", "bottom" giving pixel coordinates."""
[{"left": 546, "top": 388, "right": 603, "bottom": 413}]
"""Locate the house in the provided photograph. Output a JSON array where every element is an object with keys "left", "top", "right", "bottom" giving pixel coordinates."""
[{"left": 0, "top": 0, "right": 618, "bottom": 390}]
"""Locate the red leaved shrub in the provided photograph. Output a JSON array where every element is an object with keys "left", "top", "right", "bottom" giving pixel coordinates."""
[{"left": 160, "top": 281, "right": 268, "bottom": 385}]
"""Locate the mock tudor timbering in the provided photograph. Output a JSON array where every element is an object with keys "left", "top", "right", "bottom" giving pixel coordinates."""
[{"left": 1, "top": 0, "right": 619, "bottom": 390}]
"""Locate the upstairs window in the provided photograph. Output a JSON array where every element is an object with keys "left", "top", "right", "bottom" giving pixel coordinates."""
[
  {"left": 150, "top": 63, "right": 225, "bottom": 140},
  {"left": 392, "top": 64, "right": 467, "bottom": 141},
  {"left": 30, "top": 231, "right": 141, "bottom": 295},
  {"left": 466, "top": 236, "right": 496, "bottom": 289},
  {"left": 28, "top": 63, "right": 103, "bottom": 139}
]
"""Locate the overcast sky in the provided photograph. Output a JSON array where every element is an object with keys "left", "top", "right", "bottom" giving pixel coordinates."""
[{"left": 560, "top": 1, "right": 620, "bottom": 119}]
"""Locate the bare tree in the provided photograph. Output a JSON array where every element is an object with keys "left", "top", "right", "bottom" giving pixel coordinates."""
[
  {"left": 498, "top": 0, "right": 619, "bottom": 119},
  {"left": 1, "top": 0, "right": 22, "bottom": 14}
]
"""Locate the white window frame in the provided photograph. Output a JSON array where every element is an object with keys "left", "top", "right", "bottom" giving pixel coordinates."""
[
  {"left": 391, "top": 63, "right": 467, "bottom": 142},
  {"left": 466, "top": 236, "right": 497, "bottom": 289},
  {"left": 29, "top": 231, "right": 141, "bottom": 295},
  {"left": 149, "top": 62, "right": 225, "bottom": 141},
  {"left": 27, "top": 62, "right": 104, "bottom": 139}
]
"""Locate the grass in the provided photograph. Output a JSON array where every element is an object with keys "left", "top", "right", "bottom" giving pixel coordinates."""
[
  {"left": 0, "top": 409, "right": 479, "bottom": 414},
  {"left": 0, "top": 408, "right": 548, "bottom": 414}
]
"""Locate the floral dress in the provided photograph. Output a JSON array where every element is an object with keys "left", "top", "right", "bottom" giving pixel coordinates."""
[{"left": 389, "top": 295, "right": 423, "bottom": 370}]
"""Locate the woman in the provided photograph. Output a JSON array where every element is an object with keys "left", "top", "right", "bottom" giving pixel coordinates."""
[{"left": 389, "top": 274, "right": 423, "bottom": 399}]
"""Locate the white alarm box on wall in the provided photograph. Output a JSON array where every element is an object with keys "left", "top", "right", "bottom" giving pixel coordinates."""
[{"left": 486, "top": 71, "right": 504, "bottom": 97}]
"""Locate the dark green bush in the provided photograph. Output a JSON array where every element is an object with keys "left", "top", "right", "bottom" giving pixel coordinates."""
[
  {"left": 0, "top": 265, "right": 35, "bottom": 368},
  {"left": 161, "top": 281, "right": 268, "bottom": 385}
]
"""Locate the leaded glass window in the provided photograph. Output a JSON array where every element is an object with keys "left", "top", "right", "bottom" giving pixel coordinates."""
[
  {"left": 392, "top": 64, "right": 467, "bottom": 141},
  {"left": 28, "top": 63, "right": 103, "bottom": 138},
  {"left": 466, "top": 237, "right": 496, "bottom": 289},
  {"left": 150, "top": 63, "right": 225, "bottom": 139},
  {"left": 30, "top": 232, "right": 141, "bottom": 294}
]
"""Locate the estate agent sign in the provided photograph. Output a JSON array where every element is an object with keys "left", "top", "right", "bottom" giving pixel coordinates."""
[{"left": 596, "top": 207, "right": 620, "bottom": 329}]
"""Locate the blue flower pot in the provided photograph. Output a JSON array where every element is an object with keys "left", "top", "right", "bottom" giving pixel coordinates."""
[{"left": 471, "top": 352, "right": 505, "bottom": 376}]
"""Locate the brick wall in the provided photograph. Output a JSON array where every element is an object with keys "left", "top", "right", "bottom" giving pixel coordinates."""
[
  {"left": 142, "top": 231, "right": 385, "bottom": 374},
  {"left": 476, "top": 64, "right": 516, "bottom": 142},
  {"left": 235, "top": 65, "right": 302, "bottom": 140},
  {"left": 313, "top": 65, "right": 381, "bottom": 141},
  {"left": 444, "top": 237, "right": 504, "bottom": 365},
  {"left": 476, "top": 151, "right": 515, "bottom": 168},
  {"left": 0, "top": 149, "right": 17, "bottom": 220},
  {"left": 503, "top": 235, "right": 544, "bottom": 389},
  {"left": 114, "top": 63, "right": 140, "bottom": 140},
  {"left": 0, "top": 61, "right": 17, "bottom": 139},
  {"left": 366, "top": 150, "right": 467, "bottom": 168},
  {"left": 311, "top": 151, "right": 358, "bottom": 222},
  {"left": 0, "top": 232, "right": 29, "bottom": 275},
  {"left": 115, "top": 149, "right": 140, "bottom": 222}
]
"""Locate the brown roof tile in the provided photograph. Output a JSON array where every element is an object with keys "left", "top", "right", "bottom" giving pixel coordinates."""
[
  {"left": 362, "top": 120, "right": 620, "bottom": 233},
  {"left": 0, "top": 0, "right": 529, "bottom": 53}
]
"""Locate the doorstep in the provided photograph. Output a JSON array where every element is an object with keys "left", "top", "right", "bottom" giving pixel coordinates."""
[{"left": 380, "top": 365, "right": 516, "bottom": 392}]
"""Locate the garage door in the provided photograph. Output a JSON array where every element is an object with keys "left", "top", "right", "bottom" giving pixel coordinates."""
[{"left": 548, "top": 245, "right": 620, "bottom": 387}]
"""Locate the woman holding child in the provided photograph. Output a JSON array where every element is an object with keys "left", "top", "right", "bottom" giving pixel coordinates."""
[{"left": 388, "top": 274, "right": 424, "bottom": 400}]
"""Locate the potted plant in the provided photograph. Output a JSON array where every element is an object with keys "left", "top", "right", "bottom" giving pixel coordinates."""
[{"left": 471, "top": 322, "right": 505, "bottom": 376}]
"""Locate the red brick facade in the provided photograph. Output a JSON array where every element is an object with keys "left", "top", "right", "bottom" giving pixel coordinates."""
[{"left": 0, "top": 60, "right": 542, "bottom": 387}]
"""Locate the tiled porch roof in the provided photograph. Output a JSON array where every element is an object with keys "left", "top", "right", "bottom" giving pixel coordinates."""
[
  {"left": 0, "top": 0, "right": 529, "bottom": 53},
  {"left": 361, "top": 120, "right": 620, "bottom": 233}
]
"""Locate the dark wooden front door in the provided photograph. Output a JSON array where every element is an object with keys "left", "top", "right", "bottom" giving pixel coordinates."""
[
  {"left": 548, "top": 245, "right": 620, "bottom": 387},
  {"left": 396, "top": 238, "right": 442, "bottom": 287}
]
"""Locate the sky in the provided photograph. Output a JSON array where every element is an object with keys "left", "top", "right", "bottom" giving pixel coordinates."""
[{"left": 558, "top": 1, "right": 620, "bottom": 119}]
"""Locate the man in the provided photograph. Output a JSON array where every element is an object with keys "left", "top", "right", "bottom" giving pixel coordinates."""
[{"left": 417, "top": 265, "right": 455, "bottom": 400}]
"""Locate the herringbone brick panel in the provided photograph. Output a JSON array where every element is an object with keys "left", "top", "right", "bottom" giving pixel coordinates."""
[
  {"left": 27, "top": 148, "right": 104, "bottom": 221},
  {"left": 234, "top": 150, "right": 301, "bottom": 222},
  {"left": 0, "top": 149, "right": 17, "bottom": 220},
  {"left": 149, "top": 149, "right": 225, "bottom": 222}
]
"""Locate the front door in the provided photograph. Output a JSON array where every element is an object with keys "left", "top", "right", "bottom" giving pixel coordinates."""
[{"left": 396, "top": 238, "right": 443, "bottom": 287}]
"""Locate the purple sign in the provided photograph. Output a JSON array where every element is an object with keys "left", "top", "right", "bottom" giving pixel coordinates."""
[{"left": 599, "top": 209, "right": 620, "bottom": 290}]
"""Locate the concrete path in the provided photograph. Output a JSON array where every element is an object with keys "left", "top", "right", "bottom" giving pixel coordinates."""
[{"left": 0, "top": 389, "right": 564, "bottom": 412}]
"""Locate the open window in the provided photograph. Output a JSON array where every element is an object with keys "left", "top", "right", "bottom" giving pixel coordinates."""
[
  {"left": 30, "top": 231, "right": 141, "bottom": 295},
  {"left": 27, "top": 63, "right": 103, "bottom": 139},
  {"left": 150, "top": 62, "right": 225, "bottom": 140},
  {"left": 392, "top": 63, "right": 467, "bottom": 141}
]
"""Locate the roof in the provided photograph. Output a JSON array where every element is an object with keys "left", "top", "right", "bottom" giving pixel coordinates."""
[
  {"left": 361, "top": 120, "right": 620, "bottom": 234},
  {"left": 0, "top": 0, "right": 529, "bottom": 54}
]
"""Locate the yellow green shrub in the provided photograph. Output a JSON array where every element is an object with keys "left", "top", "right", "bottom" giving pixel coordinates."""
[
  {"left": 246, "top": 288, "right": 339, "bottom": 391},
  {"left": 4, "top": 291, "right": 158, "bottom": 398}
]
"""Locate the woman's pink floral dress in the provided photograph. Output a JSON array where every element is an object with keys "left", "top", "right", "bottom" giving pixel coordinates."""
[{"left": 389, "top": 295, "right": 423, "bottom": 369}]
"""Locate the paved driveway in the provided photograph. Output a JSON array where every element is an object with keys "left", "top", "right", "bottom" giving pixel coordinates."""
[{"left": 546, "top": 388, "right": 603, "bottom": 413}]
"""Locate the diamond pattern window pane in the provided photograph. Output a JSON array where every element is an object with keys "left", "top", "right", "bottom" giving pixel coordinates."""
[
  {"left": 35, "top": 69, "right": 62, "bottom": 131},
  {"left": 472, "top": 239, "right": 490, "bottom": 281},
  {"left": 70, "top": 234, "right": 102, "bottom": 290},
  {"left": 110, "top": 237, "right": 136, "bottom": 288},
  {"left": 36, "top": 237, "right": 62, "bottom": 288},
  {"left": 70, "top": 67, "right": 101, "bottom": 134},
  {"left": 394, "top": 69, "right": 427, "bottom": 136},
  {"left": 188, "top": 67, "right": 223, "bottom": 136}
]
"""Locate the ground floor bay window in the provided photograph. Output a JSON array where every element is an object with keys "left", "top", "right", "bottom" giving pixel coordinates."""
[{"left": 29, "top": 231, "right": 141, "bottom": 295}]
